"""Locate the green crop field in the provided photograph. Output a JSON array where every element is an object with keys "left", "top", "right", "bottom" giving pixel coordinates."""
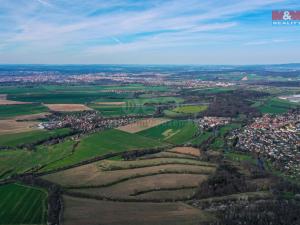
[
  {"left": 8, "top": 92, "right": 131, "bottom": 104},
  {"left": 90, "top": 105, "right": 156, "bottom": 117},
  {"left": 190, "top": 131, "right": 213, "bottom": 145},
  {"left": 41, "top": 129, "right": 167, "bottom": 172},
  {"left": 2, "top": 84, "right": 171, "bottom": 104},
  {"left": 0, "top": 140, "right": 75, "bottom": 179},
  {"left": 254, "top": 98, "right": 299, "bottom": 114},
  {"left": 172, "top": 105, "right": 208, "bottom": 114},
  {"left": 127, "top": 97, "right": 184, "bottom": 105},
  {"left": 0, "top": 183, "right": 47, "bottom": 225},
  {"left": 0, "top": 128, "right": 72, "bottom": 147},
  {"left": 138, "top": 120, "right": 198, "bottom": 144},
  {"left": 0, "top": 104, "right": 48, "bottom": 119}
]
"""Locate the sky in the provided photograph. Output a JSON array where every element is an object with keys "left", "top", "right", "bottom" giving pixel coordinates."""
[{"left": 0, "top": 0, "right": 299, "bottom": 64}]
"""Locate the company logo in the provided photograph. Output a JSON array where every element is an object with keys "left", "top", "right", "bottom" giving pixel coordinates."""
[{"left": 272, "top": 10, "right": 300, "bottom": 25}]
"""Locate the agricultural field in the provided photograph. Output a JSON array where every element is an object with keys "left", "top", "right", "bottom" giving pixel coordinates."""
[
  {"left": 172, "top": 105, "right": 208, "bottom": 114},
  {"left": 253, "top": 98, "right": 299, "bottom": 114},
  {"left": 117, "top": 118, "right": 170, "bottom": 133},
  {"left": 43, "top": 146, "right": 216, "bottom": 225},
  {"left": 63, "top": 195, "right": 214, "bottom": 225},
  {"left": 0, "top": 139, "right": 76, "bottom": 179},
  {"left": 40, "top": 129, "right": 167, "bottom": 172},
  {"left": 138, "top": 120, "right": 198, "bottom": 144},
  {"left": 0, "top": 128, "right": 72, "bottom": 147},
  {"left": 0, "top": 119, "right": 40, "bottom": 134},
  {"left": 0, "top": 94, "right": 31, "bottom": 105},
  {"left": 190, "top": 131, "right": 214, "bottom": 145},
  {"left": 43, "top": 157, "right": 215, "bottom": 188},
  {"left": 3, "top": 84, "right": 171, "bottom": 105},
  {"left": 72, "top": 173, "right": 207, "bottom": 200},
  {"left": 0, "top": 103, "right": 48, "bottom": 119},
  {"left": 90, "top": 104, "right": 156, "bottom": 117},
  {"left": 0, "top": 183, "right": 47, "bottom": 225},
  {"left": 168, "top": 147, "right": 201, "bottom": 157},
  {"left": 45, "top": 104, "right": 92, "bottom": 112}
]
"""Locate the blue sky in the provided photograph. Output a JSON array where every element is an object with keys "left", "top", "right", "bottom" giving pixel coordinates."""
[{"left": 0, "top": 0, "right": 299, "bottom": 64}]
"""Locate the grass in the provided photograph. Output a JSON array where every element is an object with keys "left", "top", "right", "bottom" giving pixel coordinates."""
[
  {"left": 89, "top": 105, "right": 155, "bottom": 117},
  {"left": 4, "top": 84, "right": 173, "bottom": 104},
  {"left": 0, "top": 140, "right": 75, "bottom": 179},
  {"left": 0, "top": 183, "right": 47, "bottom": 225},
  {"left": 190, "top": 131, "right": 213, "bottom": 145},
  {"left": 0, "top": 104, "right": 48, "bottom": 119},
  {"left": 172, "top": 105, "right": 208, "bottom": 114},
  {"left": 127, "top": 97, "right": 184, "bottom": 105},
  {"left": 254, "top": 98, "right": 299, "bottom": 114},
  {"left": 224, "top": 151, "right": 256, "bottom": 164},
  {"left": 41, "top": 129, "right": 167, "bottom": 172},
  {"left": 0, "top": 128, "right": 72, "bottom": 147},
  {"left": 138, "top": 120, "right": 198, "bottom": 145},
  {"left": 99, "top": 158, "right": 214, "bottom": 171},
  {"left": 8, "top": 92, "right": 130, "bottom": 104},
  {"left": 210, "top": 123, "right": 242, "bottom": 149}
]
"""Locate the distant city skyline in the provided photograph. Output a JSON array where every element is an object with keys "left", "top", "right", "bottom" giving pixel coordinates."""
[{"left": 0, "top": 0, "right": 300, "bottom": 64}]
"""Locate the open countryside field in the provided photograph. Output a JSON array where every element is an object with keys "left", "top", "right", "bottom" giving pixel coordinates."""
[
  {"left": 40, "top": 129, "right": 167, "bottom": 172},
  {"left": 43, "top": 159, "right": 216, "bottom": 188},
  {"left": 117, "top": 118, "right": 170, "bottom": 133},
  {"left": 0, "top": 104, "right": 48, "bottom": 119},
  {"left": 168, "top": 147, "right": 201, "bottom": 157},
  {"left": 0, "top": 94, "right": 31, "bottom": 105},
  {"left": 46, "top": 149, "right": 216, "bottom": 225},
  {"left": 0, "top": 139, "right": 75, "bottom": 179},
  {"left": 254, "top": 98, "right": 299, "bottom": 114},
  {"left": 0, "top": 128, "right": 72, "bottom": 147},
  {"left": 138, "top": 120, "right": 198, "bottom": 144},
  {"left": 63, "top": 195, "right": 214, "bottom": 225},
  {"left": 0, "top": 119, "right": 39, "bottom": 134},
  {"left": 173, "top": 105, "right": 208, "bottom": 114},
  {"left": 72, "top": 173, "right": 207, "bottom": 200},
  {"left": 0, "top": 183, "right": 47, "bottom": 225},
  {"left": 4, "top": 84, "right": 171, "bottom": 105},
  {"left": 14, "top": 112, "right": 51, "bottom": 121},
  {"left": 89, "top": 104, "right": 156, "bottom": 117},
  {"left": 138, "top": 151, "right": 199, "bottom": 160},
  {"left": 94, "top": 101, "right": 126, "bottom": 105},
  {"left": 45, "top": 103, "right": 92, "bottom": 112}
]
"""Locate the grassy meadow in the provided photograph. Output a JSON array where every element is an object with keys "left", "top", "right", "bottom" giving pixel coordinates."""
[
  {"left": 0, "top": 140, "right": 75, "bottom": 179},
  {"left": 0, "top": 128, "right": 72, "bottom": 147},
  {"left": 0, "top": 183, "right": 47, "bottom": 225},
  {"left": 254, "top": 98, "right": 299, "bottom": 114},
  {"left": 41, "top": 129, "right": 167, "bottom": 172},
  {"left": 0, "top": 104, "right": 48, "bottom": 119},
  {"left": 172, "top": 105, "right": 208, "bottom": 114},
  {"left": 138, "top": 120, "right": 198, "bottom": 144}
]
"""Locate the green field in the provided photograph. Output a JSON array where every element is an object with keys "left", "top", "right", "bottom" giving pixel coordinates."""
[
  {"left": 0, "top": 183, "right": 47, "bottom": 225},
  {"left": 190, "top": 123, "right": 241, "bottom": 147},
  {"left": 8, "top": 92, "right": 131, "bottom": 104},
  {"left": 254, "top": 98, "right": 299, "bottom": 114},
  {"left": 0, "top": 140, "right": 75, "bottom": 179},
  {"left": 0, "top": 104, "right": 48, "bottom": 119},
  {"left": 138, "top": 120, "right": 198, "bottom": 144},
  {"left": 90, "top": 105, "right": 156, "bottom": 117},
  {"left": 41, "top": 129, "right": 167, "bottom": 172},
  {"left": 0, "top": 128, "right": 72, "bottom": 147},
  {"left": 3, "top": 84, "right": 171, "bottom": 104},
  {"left": 190, "top": 131, "right": 214, "bottom": 145},
  {"left": 172, "top": 105, "right": 208, "bottom": 114}
]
